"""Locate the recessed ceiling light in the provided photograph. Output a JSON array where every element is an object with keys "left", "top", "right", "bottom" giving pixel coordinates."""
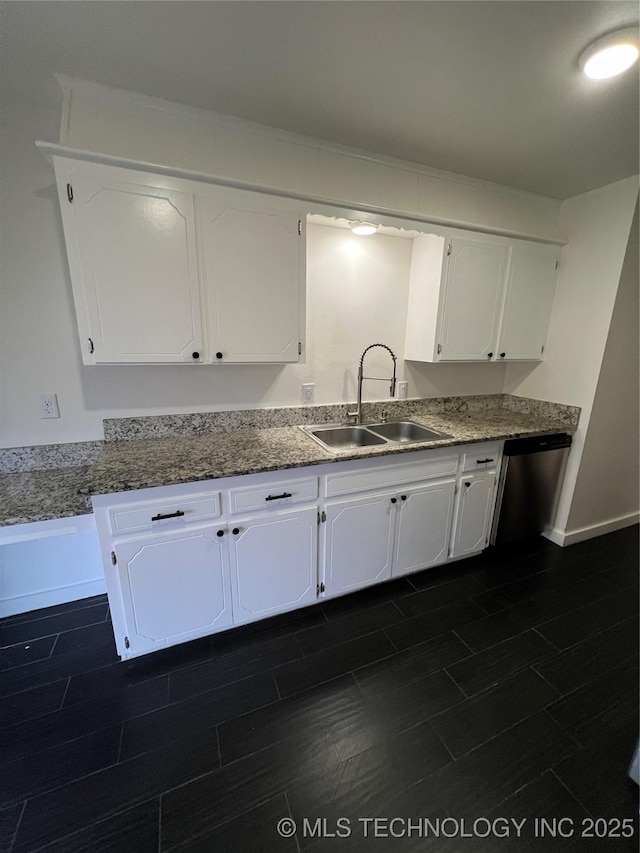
[
  {"left": 580, "top": 27, "right": 639, "bottom": 79},
  {"left": 349, "top": 221, "right": 378, "bottom": 236}
]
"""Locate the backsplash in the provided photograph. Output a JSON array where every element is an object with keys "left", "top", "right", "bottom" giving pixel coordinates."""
[
  {"left": 102, "top": 394, "right": 580, "bottom": 442},
  {"left": 0, "top": 441, "right": 103, "bottom": 474}
]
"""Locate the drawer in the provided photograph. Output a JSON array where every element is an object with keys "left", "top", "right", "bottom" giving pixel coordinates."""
[
  {"left": 228, "top": 477, "right": 318, "bottom": 514},
  {"left": 109, "top": 493, "right": 221, "bottom": 534},
  {"left": 325, "top": 454, "right": 459, "bottom": 497},
  {"left": 461, "top": 443, "right": 501, "bottom": 472}
]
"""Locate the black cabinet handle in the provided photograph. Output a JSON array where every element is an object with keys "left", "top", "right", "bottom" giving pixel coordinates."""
[
  {"left": 391, "top": 497, "right": 397, "bottom": 504},
  {"left": 476, "top": 458, "right": 495, "bottom": 464},
  {"left": 151, "top": 510, "right": 185, "bottom": 522},
  {"left": 500, "top": 352, "right": 506, "bottom": 359},
  {"left": 401, "top": 495, "right": 407, "bottom": 501},
  {"left": 487, "top": 352, "right": 494, "bottom": 359},
  {"left": 192, "top": 351, "right": 200, "bottom": 360},
  {"left": 232, "top": 527, "right": 240, "bottom": 535},
  {"left": 265, "top": 492, "right": 293, "bottom": 502},
  {"left": 464, "top": 481, "right": 471, "bottom": 488},
  {"left": 215, "top": 352, "right": 223, "bottom": 360},
  {"left": 216, "top": 530, "right": 224, "bottom": 537}
]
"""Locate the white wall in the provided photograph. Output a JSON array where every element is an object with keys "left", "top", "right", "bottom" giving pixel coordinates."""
[
  {"left": 504, "top": 178, "right": 639, "bottom": 541},
  {"left": 566, "top": 205, "right": 639, "bottom": 535}
]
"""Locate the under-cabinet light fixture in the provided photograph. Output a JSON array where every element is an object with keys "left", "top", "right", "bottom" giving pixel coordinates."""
[
  {"left": 349, "top": 220, "right": 378, "bottom": 236},
  {"left": 580, "top": 27, "right": 639, "bottom": 79}
]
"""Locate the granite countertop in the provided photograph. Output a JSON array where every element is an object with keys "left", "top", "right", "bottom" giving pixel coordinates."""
[
  {"left": 80, "top": 408, "right": 573, "bottom": 497},
  {"left": 0, "top": 399, "right": 578, "bottom": 527},
  {"left": 0, "top": 467, "right": 92, "bottom": 527}
]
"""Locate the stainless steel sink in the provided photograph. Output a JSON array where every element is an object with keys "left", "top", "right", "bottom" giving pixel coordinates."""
[
  {"left": 301, "top": 420, "right": 452, "bottom": 453},
  {"left": 367, "top": 421, "right": 451, "bottom": 443},
  {"left": 305, "top": 425, "right": 387, "bottom": 451}
]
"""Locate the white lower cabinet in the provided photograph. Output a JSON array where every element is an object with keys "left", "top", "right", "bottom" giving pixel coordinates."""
[
  {"left": 393, "top": 480, "right": 456, "bottom": 576},
  {"left": 113, "top": 525, "right": 233, "bottom": 657},
  {"left": 450, "top": 470, "right": 497, "bottom": 558},
  {"left": 228, "top": 506, "right": 318, "bottom": 625},
  {"left": 322, "top": 476, "right": 456, "bottom": 594},
  {"left": 322, "top": 492, "right": 396, "bottom": 596},
  {"left": 95, "top": 443, "right": 504, "bottom": 660}
]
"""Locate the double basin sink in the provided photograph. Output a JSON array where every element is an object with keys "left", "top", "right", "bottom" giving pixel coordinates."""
[{"left": 301, "top": 420, "right": 452, "bottom": 453}]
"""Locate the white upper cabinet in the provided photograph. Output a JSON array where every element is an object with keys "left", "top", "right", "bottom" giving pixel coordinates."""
[
  {"left": 405, "top": 231, "right": 559, "bottom": 363},
  {"left": 199, "top": 187, "right": 303, "bottom": 363},
  {"left": 50, "top": 152, "right": 304, "bottom": 365},
  {"left": 53, "top": 158, "right": 203, "bottom": 364},
  {"left": 495, "top": 241, "right": 559, "bottom": 361},
  {"left": 439, "top": 236, "right": 509, "bottom": 361}
]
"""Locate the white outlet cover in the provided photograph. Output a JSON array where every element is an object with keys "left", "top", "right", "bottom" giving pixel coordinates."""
[
  {"left": 302, "top": 383, "right": 315, "bottom": 403},
  {"left": 39, "top": 393, "right": 60, "bottom": 418}
]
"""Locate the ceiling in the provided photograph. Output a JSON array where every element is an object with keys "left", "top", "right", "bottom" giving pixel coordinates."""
[{"left": 1, "top": 1, "right": 638, "bottom": 199}]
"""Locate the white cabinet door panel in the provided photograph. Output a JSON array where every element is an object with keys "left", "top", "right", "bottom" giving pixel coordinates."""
[
  {"left": 439, "top": 237, "right": 508, "bottom": 361},
  {"left": 68, "top": 170, "right": 202, "bottom": 363},
  {"left": 450, "top": 472, "right": 497, "bottom": 558},
  {"left": 115, "top": 527, "right": 232, "bottom": 656},
  {"left": 229, "top": 506, "right": 317, "bottom": 623},
  {"left": 497, "top": 243, "right": 558, "bottom": 361},
  {"left": 323, "top": 493, "right": 395, "bottom": 596},
  {"left": 393, "top": 480, "right": 456, "bottom": 576},
  {"left": 200, "top": 190, "right": 301, "bottom": 363}
]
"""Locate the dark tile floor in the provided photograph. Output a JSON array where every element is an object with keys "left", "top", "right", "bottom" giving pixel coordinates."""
[{"left": 1, "top": 526, "right": 638, "bottom": 852}]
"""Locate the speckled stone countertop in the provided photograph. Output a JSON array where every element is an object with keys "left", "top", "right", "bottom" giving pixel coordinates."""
[
  {"left": 0, "top": 396, "right": 580, "bottom": 526},
  {"left": 80, "top": 407, "right": 575, "bottom": 497},
  {"left": 0, "top": 467, "right": 92, "bottom": 527}
]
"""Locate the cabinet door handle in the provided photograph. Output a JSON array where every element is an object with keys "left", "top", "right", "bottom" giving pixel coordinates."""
[
  {"left": 487, "top": 352, "right": 494, "bottom": 359},
  {"left": 464, "top": 481, "right": 471, "bottom": 488},
  {"left": 265, "top": 492, "right": 293, "bottom": 502},
  {"left": 151, "top": 510, "right": 185, "bottom": 522},
  {"left": 401, "top": 495, "right": 407, "bottom": 501},
  {"left": 216, "top": 529, "right": 225, "bottom": 537},
  {"left": 232, "top": 527, "right": 241, "bottom": 535},
  {"left": 391, "top": 497, "right": 397, "bottom": 504},
  {"left": 476, "top": 458, "right": 494, "bottom": 464},
  {"left": 215, "top": 352, "right": 223, "bottom": 360},
  {"left": 499, "top": 352, "right": 506, "bottom": 359}
]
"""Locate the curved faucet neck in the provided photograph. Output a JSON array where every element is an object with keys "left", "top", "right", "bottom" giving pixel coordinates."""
[{"left": 349, "top": 343, "right": 398, "bottom": 424}]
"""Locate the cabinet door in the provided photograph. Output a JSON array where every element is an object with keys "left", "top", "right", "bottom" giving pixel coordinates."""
[
  {"left": 393, "top": 479, "right": 456, "bottom": 577},
  {"left": 55, "top": 160, "right": 202, "bottom": 364},
  {"left": 113, "top": 526, "right": 232, "bottom": 657},
  {"left": 229, "top": 507, "right": 318, "bottom": 624},
  {"left": 322, "top": 492, "right": 395, "bottom": 597},
  {"left": 199, "top": 188, "right": 303, "bottom": 363},
  {"left": 438, "top": 237, "right": 508, "bottom": 361},
  {"left": 496, "top": 242, "right": 559, "bottom": 361},
  {"left": 450, "top": 472, "right": 497, "bottom": 559}
]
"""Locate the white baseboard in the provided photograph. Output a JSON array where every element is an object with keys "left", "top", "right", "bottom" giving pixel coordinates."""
[
  {"left": 543, "top": 511, "right": 640, "bottom": 547},
  {"left": 0, "top": 514, "right": 105, "bottom": 617}
]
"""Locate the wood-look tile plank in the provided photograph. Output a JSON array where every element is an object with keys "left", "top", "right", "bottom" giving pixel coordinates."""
[
  {"left": 430, "top": 668, "right": 559, "bottom": 758},
  {"left": 446, "top": 629, "right": 556, "bottom": 695}
]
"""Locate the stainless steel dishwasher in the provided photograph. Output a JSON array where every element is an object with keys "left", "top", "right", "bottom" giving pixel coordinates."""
[{"left": 491, "top": 433, "right": 572, "bottom": 545}]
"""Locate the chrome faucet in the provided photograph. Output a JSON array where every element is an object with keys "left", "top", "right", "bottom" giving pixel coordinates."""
[{"left": 347, "top": 343, "right": 398, "bottom": 425}]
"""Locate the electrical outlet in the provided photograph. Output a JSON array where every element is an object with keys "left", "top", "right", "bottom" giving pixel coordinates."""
[
  {"left": 397, "top": 381, "right": 408, "bottom": 399},
  {"left": 39, "top": 393, "right": 60, "bottom": 419},
  {"left": 302, "top": 383, "right": 315, "bottom": 403}
]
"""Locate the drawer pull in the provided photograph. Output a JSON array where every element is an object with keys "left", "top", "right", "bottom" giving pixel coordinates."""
[
  {"left": 151, "top": 510, "right": 185, "bottom": 522},
  {"left": 265, "top": 492, "right": 293, "bottom": 502},
  {"left": 476, "top": 458, "right": 494, "bottom": 465}
]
